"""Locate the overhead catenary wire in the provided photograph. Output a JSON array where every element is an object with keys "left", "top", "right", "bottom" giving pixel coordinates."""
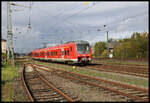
[
  {"left": 36, "top": 3, "right": 95, "bottom": 34},
  {"left": 63, "top": 2, "right": 96, "bottom": 21},
  {"left": 96, "top": 10, "right": 148, "bottom": 32},
  {"left": 53, "top": 3, "right": 83, "bottom": 18},
  {"left": 34, "top": 2, "right": 147, "bottom": 36},
  {"left": 27, "top": 2, "right": 33, "bottom": 32}
]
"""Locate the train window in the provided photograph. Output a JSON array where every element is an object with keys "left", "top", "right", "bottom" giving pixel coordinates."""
[
  {"left": 65, "top": 50, "right": 67, "bottom": 56},
  {"left": 67, "top": 50, "right": 69, "bottom": 56}
]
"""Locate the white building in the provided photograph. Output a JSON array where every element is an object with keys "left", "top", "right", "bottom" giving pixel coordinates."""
[{"left": 1, "top": 39, "right": 6, "bottom": 53}]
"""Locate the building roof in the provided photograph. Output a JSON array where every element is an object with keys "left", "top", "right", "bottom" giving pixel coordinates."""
[
  {"left": 106, "top": 43, "right": 114, "bottom": 48},
  {"left": 1, "top": 39, "right": 6, "bottom": 42},
  {"left": 106, "top": 41, "right": 119, "bottom": 48}
]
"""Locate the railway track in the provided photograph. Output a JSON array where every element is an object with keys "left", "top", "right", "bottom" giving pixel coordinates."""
[
  {"left": 92, "top": 58, "right": 148, "bottom": 67},
  {"left": 21, "top": 64, "right": 75, "bottom": 102},
  {"left": 36, "top": 61, "right": 148, "bottom": 78},
  {"left": 84, "top": 64, "right": 149, "bottom": 78},
  {"left": 32, "top": 63, "right": 149, "bottom": 102}
]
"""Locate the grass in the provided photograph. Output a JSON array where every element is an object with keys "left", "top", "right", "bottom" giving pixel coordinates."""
[
  {"left": 2, "top": 65, "right": 19, "bottom": 84},
  {"left": 1, "top": 61, "right": 21, "bottom": 102},
  {"left": 92, "top": 59, "right": 148, "bottom": 67},
  {"left": 33, "top": 61, "right": 148, "bottom": 88}
]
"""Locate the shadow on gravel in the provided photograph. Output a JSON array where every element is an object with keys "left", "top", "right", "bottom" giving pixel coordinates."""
[{"left": 34, "top": 59, "right": 102, "bottom": 67}]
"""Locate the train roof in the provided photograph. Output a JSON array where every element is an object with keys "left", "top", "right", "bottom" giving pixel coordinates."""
[
  {"left": 64, "top": 40, "right": 89, "bottom": 44},
  {"left": 32, "top": 40, "right": 89, "bottom": 52}
]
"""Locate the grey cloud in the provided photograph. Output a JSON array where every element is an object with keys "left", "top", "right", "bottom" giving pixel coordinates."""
[{"left": 2, "top": 2, "right": 148, "bottom": 53}]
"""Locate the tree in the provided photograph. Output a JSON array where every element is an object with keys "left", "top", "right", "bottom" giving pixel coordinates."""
[
  {"left": 113, "top": 32, "right": 148, "bottom": 59},
  {"left": 94, "top": 41, "right": 107, "bottom": 57}
]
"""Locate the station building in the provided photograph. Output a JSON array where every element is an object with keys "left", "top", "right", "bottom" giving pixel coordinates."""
[{"left": 1, "top": 39, "right": 7, "bottom": 53}]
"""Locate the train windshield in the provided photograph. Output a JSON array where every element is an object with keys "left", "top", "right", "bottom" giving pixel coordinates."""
[{"left": 76, "top": 43, "right": 90, "bottom": 54}]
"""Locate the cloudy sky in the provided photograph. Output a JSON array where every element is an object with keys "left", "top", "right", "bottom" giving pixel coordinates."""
[{"left": 2, "top": 1, "right": 149, "bottom": 53}]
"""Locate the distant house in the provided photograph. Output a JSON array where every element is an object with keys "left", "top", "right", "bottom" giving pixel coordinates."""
[
  {"left": 106, "top": 43, "right": 114, "bottom": 53},
  {"left": 106, "top": 40, "right": 119, "bottom": 58},
  {"left": 1, "top": 39, "right": 7, "bottom": 53}
]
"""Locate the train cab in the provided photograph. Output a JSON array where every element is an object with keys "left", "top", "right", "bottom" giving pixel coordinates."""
[{"left": 75, "top": 40, "right": 92, "bottom": 64}]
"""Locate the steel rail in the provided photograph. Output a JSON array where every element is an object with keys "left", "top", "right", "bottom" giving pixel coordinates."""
[
  {"left": 56, "top": 73, "right": 148, "bottom": 102},
  {"left": 33, "top": 63, "right": 148, "bottom": 93},
  {"left": 21, "top": 64, "right": 34, "bottom": 102},
  {"left": 33, "top": 64, "right": 148, "bottom": 102},
  {"left": 32, "top": 66, "right": 74, "bottom": 102},
  {"left": 86, "top": 66, "right": 148, "bottom": 78}
]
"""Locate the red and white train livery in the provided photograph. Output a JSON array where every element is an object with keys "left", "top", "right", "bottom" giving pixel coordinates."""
[{"left": 32, "top": 40, "right": 92, "bottom": 64}]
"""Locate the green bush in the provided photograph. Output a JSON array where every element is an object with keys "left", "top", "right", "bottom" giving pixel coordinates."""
[
  {"left": 94, "top": 41, "right": 107, "bottom": 57},
  {"left": 113, "top": 32, "right": 148, "bottom": 59},
  {"left": 94, "top": 32, "right": 148, "bottom": 59}
]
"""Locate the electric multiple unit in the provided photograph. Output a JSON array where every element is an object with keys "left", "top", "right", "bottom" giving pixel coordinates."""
[{"left": 32, "top": 40, "right": 92, "bottom": 64}]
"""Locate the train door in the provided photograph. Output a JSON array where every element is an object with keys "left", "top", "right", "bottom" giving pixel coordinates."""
[
  {"left": 62, "top": 48, "right": 64, "bottom": 59},
  {"left": 45, "top": 49, "right": 47, "bottom": 59}
]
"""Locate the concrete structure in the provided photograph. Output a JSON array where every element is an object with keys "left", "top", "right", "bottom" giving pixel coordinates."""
[
  {"left": 1, "top": 39, "right": 7, "bottom": 53},
  {"left": 106, "top": 41, "right": 119, "bottom": 58}
]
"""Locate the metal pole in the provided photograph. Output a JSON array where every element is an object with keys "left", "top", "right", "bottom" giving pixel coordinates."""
[
  {"left": 106, "top": 31, "right": 109, "bottom": 58},
  {"left": 107, "top": 31, "right": 109, "bottom": 42},
  {"left": 6, "top": 2, "right": 14, "bottom": 66}
]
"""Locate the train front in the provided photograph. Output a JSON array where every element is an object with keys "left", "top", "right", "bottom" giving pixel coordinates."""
[{"left": 75, "top": 41, "right": 92, "bottom": 64}]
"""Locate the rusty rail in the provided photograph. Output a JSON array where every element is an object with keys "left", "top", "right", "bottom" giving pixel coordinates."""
[
  {"left": 33, "top": 66, "right": 74, "bottom": 102},
  {"left": 86, "top": 65, "right": 148, "bottom": 78},
  {"left": 33, "top": 63, "right": 148, "bottom": 93},
  {"left": 86, "top": 67, "right": 148, "bottom": 78},
  {"left": 21, "top": 64, "right": 34, "bottom": 102},
  {"left": 32, "top": 63, "right": 149, "bottom": 102},
  {"left": 22, "top": 64, "right": 74, "bottom": 102}
]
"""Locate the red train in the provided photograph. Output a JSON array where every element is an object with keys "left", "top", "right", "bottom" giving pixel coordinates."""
[{"left": 32, "top": 40, "right": 92, "bottom": 64}]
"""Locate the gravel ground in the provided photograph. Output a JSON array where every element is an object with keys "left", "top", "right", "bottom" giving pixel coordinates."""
[
  {"left": 36, "top": 68, "right": 126, "bottom": 102},
  {"left": 13, "top": 65, "right": 136, "bottom": 102},
  {"left": 13, "top": 67, "right": 30, "bottom": 102}
]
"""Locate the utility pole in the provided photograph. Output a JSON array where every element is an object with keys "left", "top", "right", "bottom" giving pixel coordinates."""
[
  {"left": 106, "top": 30, "right": 109, "bottom": 58},
  {"left": 97, "top": 25, "right": 110, "bottom": 58},
  {"left": 6, "top": 2, "right": 31, "bottom": 66},
  {"left": 106, "top": 31, "right": 109, "bottom": 42},
  {"left": 6, "top": 2, "right": 14, "bottom": 66}
]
